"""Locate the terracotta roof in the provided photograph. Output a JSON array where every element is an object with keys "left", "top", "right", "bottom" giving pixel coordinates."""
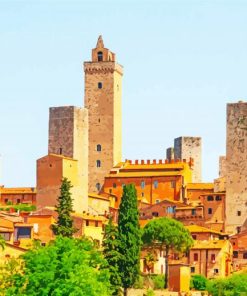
[
  {"left": 191, "top": 240, "right": 228, "bottom": 250},
  {"left": 187, "top": 183, "right": 214, "bottom": 190},
  {"left": 185, "top": 225, "right": 227, "bottom": 236},
  {"left": 0, "top": 187, "right": 36, "bottom": 194},
  {"left": 88, "top": 193, "right": 110, "bottom": 201},
  {"left": 0, "top": 227, "right": 13, "bottom": 232},
  {"left": 38, "top": 154, "right": 76, "bottom": 162},
  {"left": 0, "top": 213, "right": 23, "bottom": 223}
]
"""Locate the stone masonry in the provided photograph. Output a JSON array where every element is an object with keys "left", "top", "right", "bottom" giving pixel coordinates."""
[
  {"left": 84, "top": 36, "right": 123, "bottom": 193},
  {"left": 48, "top": 106, "right": 88, "bottom": 212},
  {"left": 225, "top": 101, "right": 247, "bottom": 233},
  {"left": 174, "top": 137, "right": 202, "bottom": 183},
  {"left": 166, "top": 147, "right": 174, "bottom": 161}
]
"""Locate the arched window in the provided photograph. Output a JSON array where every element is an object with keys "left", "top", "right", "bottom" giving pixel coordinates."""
[
  {"left": 96, "top": 160, "right": 101, "bottom": 167},
  {"left": 97, "top": 144, "right": 101, "bottom": 152},
  {"left": 96, "top": 183, "right": 101, "bottom": 191},
  {"left": 97, "top": 51, "right": 103, "bottom": 62},
  {"left": 98, "top": 82, "right": 102, "bottom": 89}
]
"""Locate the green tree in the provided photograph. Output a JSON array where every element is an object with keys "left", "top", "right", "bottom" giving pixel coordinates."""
[
  {"left": 5, "top": 236, "right": 111, "bottom": 296},
  {"left": 52, "top": 177, "right": 77, "bottom": 237},
  {"left": 102, "top": 216, "right": 122, "bottom": 295},
  {"left": 142, "top": 217, "right": 193, "bottom": 289},
  {"left": 0, "top": 235, "right": 5, "bottom": 250},
  {"left": 118, "top": 184, "right": 141, "bottom": 296},
  {"left": 190, "top": 274, "right": 208, "bottom": 290}
]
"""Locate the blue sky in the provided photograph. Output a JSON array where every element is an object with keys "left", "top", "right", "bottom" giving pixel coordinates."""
[{"left": 0, "top": 0, "right": 247, "bottom": 186}]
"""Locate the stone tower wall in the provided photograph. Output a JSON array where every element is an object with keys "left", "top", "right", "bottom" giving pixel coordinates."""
[
  {"left": 174, "top": 137, "right": 202, "bottom": 183},
  {"left": 226, "top": 102, "right": 247, "bottom": 233},
  {"left": 219, "top": 156, "right": 226, "bottom": 178},
  {"left": 84, "top": 39, "right": 123, "bottom": 193},
  {"left": 166, "top": 147, "right": 174, "bottom": 161},
  {"left": 48, "top": 106, "right": 88, "bottom": 212}
]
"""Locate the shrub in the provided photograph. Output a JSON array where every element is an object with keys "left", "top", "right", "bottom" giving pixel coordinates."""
[
  {"left": 133, "top": 275, "right": 144, "bottom": 289},
  {"left": 151, "top": 274, "right": 165, "bottom": 289},
  {"left": 146, "top": 288, "right": 155, "bottom": 296},
  {"left": 190, "top": 274, "right": 208, "bottom": 290}
]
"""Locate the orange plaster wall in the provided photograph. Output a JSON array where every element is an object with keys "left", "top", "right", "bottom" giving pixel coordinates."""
[
  {"left": 27, "top": 215, "right": 55, "bottom": 243},
  {"left": 104, "top": 176, "right": 182, "bottom": 208}
]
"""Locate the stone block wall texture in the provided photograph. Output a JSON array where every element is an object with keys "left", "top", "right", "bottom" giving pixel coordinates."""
[
  {"left": 84, "top": 41, "right": 123, "bottom": 193},
  {"left": 226, "top": 102, "right": 247, "bottom": 233},
  {"left": 48, "top": 106, "right": 88, "bottom": 212},
  {"left": 174, "top": 137, "right": 202, "bottom": 183},
  {"left": 166, "top": 147, "right": 174, "bottom": 161},
  {"left": 219, "top": 156, "right": 226, "bottom": 178}
]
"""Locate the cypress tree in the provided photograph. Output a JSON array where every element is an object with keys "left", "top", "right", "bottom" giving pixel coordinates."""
[
  {"left": 118, "top": 184, "right": 141, "bottom": 296},
  {"left": 52, "top": 177, "right": 77, "bottom": 237},
  {"left": 102, "top": 216, "right": 122, "bottom": 295}
]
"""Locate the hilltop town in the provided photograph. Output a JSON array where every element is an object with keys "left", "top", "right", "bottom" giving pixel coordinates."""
[{"left": 1, "top": 36, "right": 247, "bottom": 294}]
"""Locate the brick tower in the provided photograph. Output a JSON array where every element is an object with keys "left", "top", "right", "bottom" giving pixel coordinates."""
[
  {"left": 84, "top": 36, "right": 123, "bottom": 192},
  {"left": 174, "top": 137, "right": 202, "bottom": 183},
  {"left": 226, "top": 101, "right": 247, "bottom": 233}
]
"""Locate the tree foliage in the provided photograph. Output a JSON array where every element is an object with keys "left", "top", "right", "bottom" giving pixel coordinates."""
[
  {"left": 52, "top": 177, "right": 77, "bottom": 237},
  {"left": 118, "top": 184, "right": 141, "bottom": 295},
  {"left": 0, "top": 235, "right": 5, "bottom": 251},
  {"left": 206, "top": 272, "right": 247, "bottom": 296},
  {"left": 102, "top": 216, "right": 122, "bottom": 295},
  {"left": 5, "top": 236, "right": 111, "bottom": 296},
  {"left": 142, "top": 217, "right": 193, "bottom": 288}
]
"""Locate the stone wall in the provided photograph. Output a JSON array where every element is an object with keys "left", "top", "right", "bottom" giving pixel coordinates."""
[
  {"left": 174, "top": 137, "right": 202, "bottom": 183},
  {"left": 219, "top": 156, "right": 226, "bottom": 178},
  {"left": 225, "top": 101, "right": 247, "bottom": 233}
]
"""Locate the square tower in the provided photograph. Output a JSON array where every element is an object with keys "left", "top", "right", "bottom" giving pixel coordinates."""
[
  {"left": 47, "top": 106, "right": 88, "bottom": 212},
  {"left": 174, "top": 137, "right": 202, "bottom": 183},
  {"left": 84, "top": 36, "right": 123, "bottom": 193},
  {"left": 226, "top": 101, "right": 247, "bottom": 233}
]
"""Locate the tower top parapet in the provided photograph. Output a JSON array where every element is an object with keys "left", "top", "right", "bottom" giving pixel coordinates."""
[
  {"left": 96, "top": 35, "right": 104, "bottom": 48},
  {"left": 90, "top": 35, "right": 116, "bottom": 63}
]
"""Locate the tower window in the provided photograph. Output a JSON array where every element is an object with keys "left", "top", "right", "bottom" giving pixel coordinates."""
[
  {"left": 97, "top": 51, "right": 103, "bottom": 62},
  {"left": 193, "top": 253, "right": 198, "bottom": 261},
  {"left": 237, "top": 210, "right": 241, "bottom": 216},
  {"left": 208, "top": 208, "right": 213, "bottom": 215},
  {"left": 113, "top": 183, "right": 116, "bottom": 188},
  {"left": 98, "top": 82, "right": 102, "bottom": 89},
  {"left": 96, "top": 183, "right": 101, "bottom": 191},
  {"left": 97, "top": 144, "right": 102, "bottom": 152},
  {"left": 59, "top": 148, "right": 63, "bottom": 155},
  {"left": 96, "top": 160, "right": 101, "bottom": 167},
  {"left": 207, "top": 196, "right": 214, "bottom": 201}
]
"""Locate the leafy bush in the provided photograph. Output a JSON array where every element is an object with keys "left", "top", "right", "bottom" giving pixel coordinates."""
[
  {"left": 151, "top": 274, "right": 165, "bottom": 289},
  {"left": 206, "top": 272, "right": 247, "bottom": 296},
  {"left": 133, "top": 275, "right": 144, "bottom": 289},
  {"left": 146, "top": 288, "right": 155, "bottom": 296},
  {"left": 190, "top": 274, "right": 208, "bottom": 290}
]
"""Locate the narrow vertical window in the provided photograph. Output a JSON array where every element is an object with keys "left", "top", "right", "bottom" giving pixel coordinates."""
[
  {"left": 96, "top": 183, "right": 101, "bottom": 191},
  {"left": 98, "top": 82, "right": 102, "bottom": 89},
  {"left": 153, "top": 180, "right": 158, "bottom": 189},
  {"left": 141, "top": 180, "right": 145, "bottom": 189},
  {"left": 97, "top": 144, "right": 101, "bottom": 152},
  {"left": 59, "top": 148, "right": 63, "bottom": 155},
  {"left": 96, "top": 160, "right": 101, "bottom": 167},
  {"left": 97, "top": 51, "right": 103, "bottom": 61}
]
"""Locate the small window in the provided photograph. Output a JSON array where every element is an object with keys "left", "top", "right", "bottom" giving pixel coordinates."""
[
  {"left": 214, "top": 269, "right": 219, "bottom": 274},
  {"left": 237, "top": 226, "right": 241, "bottom": 233},
  {"left": 191, "top": 267, "right": 195, "bottom": 273},
  {"left": 96, "top": 183, "right": 101, "bottom": 191},
  {"left": 207, "top": 196, "right": 214, "bottom": 201},
  {"left": 192, "top": 234, "right": 197, "bottom": 240},
  {"left": 194, "top": 253, "right": 198, "bottom": 261},
  {"left": 208, "top": 208, "right": 213, "bottom": 215},
  {"left": 97, "top": 51, "right": 103, "bottom": 61},
  {"left": 109, "top": 189, "right": 112, "bottom": 194},
  {"left": 192, "top": 209, "right": 196, "bottom": 216},
  {"left": 98, "top": 82, "right": 102, "bottom": 89},
  {"left": 141, "top": 192, "right": 144, "bottom": 197},
  {"left": 152, "top": 212, "right": 159, "bottom": 217},
  {"left": 211, "top": 254, "right": 216, "bottom": 262},
  {"left": 216, "top": 195, "right": 222, "bottom": 201},
  {"left": 17, "top": 199, "right": 21, "bottom": 204},
  {"left": 153, "top": 181, "right": 158, "bottom": 189},
  {"left": 41, "top": 242, "right": 46, "bottom": 247},
  {"left": 86, "top": 220, "right": 89, "bottom": 226},
  {"left": 171, "top": 181, "right": 176, "bottom": 188},
  {"left": 96, "top": 160, "right": 101, "bottom": 167},
  {"left": 243, "top": 252, "right": 247, "bottom": 259},
  {"left": 59, "top": 147, "right": 63, "bottom": 155},
  {"left": 113, "top": 183, "right": 116, "bottom": 188},
  {"left": 237, "top": 210, "right": 241, "bottom": 216},
  {"left": 4, "top": 199, "right": 8, "bottom": 204},
  {"left": 95, "top": 221, "right": 99, "bottom": 227},
  {"left": 97, "top": 144, "right": 101, "bottom": 152},
  {"left": 155, "top": 199, "right": 160, "bottom": 204},
  {"left": 141, "top": 181, "right": 145, "bottom": 189},
  {"left": 233, "top": 251, "right": 238, "bottom": 258}
]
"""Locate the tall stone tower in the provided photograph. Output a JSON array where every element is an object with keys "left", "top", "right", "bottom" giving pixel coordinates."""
[
  {"left": 174, "top": 137, "right": 202, "bottom": 183},
  {"left": 226, "top": 101, "right": 247, "bottom": 233},
  {"left": 47, "top": 106, "right": 88, "bottom": 212},
  {"left": 84, "top": 36, "right": 123, "bottom": 193}
]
